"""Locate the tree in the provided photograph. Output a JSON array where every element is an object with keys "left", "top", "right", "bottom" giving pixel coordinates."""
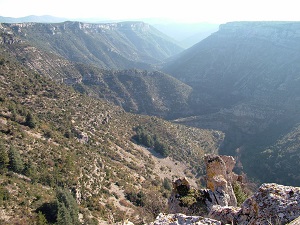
[
  {"left": 8, "top": 146, "right": 23, "bottom": 173},
  {"left": 0, "top": 142, "right": 9, "bottom": 173},
  {"left": 56, "top": 188, "right": 80, "bottom": 225},
  {"left": 23, "top": 161, "right": 38, "bottom": 182},
  {"left": 154, "top": 139, "right": 169, "bottom": 157},
  {"left": 56, "top": 202, "right": 72, "bottom": 225},
  {"left": 25, "top": 112, "right": 37, "bottom": 128},
  {"left": 36, "top": 211, "right": 48, "bottom": 225}
]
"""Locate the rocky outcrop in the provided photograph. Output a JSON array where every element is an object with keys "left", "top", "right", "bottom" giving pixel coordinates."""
[
  {"left": 166, "top": 183, "right": 300, "bottom": 225},
  {"left": 165, "top": 155, "right": 300, "bottom": 225},
  {"left": 150, "top": 213, "right": 221, "bottom": 225},
  {"left": 168, "top": 155, "right": 239, "bottom": 216},
  {"left": 209, "top": 183, "right": 300, "bottom": 225},
  {"left": 205, "top": 155, "right": 237, "bottom": 207}
]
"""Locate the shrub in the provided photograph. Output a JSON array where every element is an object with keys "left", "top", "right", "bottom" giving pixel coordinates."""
[
  {"left": 36, "top": 211, "right": 48, "bottom": 225},
  {"left": 233, "top": 182, "right": 248, "bottom": 206},
  {"left": 125, "top": 190, "right": 146, "bottom": 207}
]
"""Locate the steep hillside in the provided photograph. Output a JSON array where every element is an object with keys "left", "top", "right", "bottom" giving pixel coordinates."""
[
  {"left": 257, "top": 123, "right": 300, "bottom": 186},
  {"left": 72, "top": 66, "right": 193, "bottom": 119},
  {"left": 164, "top": 21, "right": 300, "bottom": 114},
  {"left": 164, "top": 22, "right": 300, "bottom": 186},
  {"left": 0, "top": 51, "right": 222, "bottom": 224},
  {"left": 0, "top": 24, "right": 191, "bottom": 118},
  {"left": 0, "top": 21, "right": 182, "bottom": 69}
]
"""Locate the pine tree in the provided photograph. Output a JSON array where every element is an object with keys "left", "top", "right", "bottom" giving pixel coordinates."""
[
  {"left": 154, "top": 139, "right": 169, "bottom": 157},
  {"left": 25, "top": 112, "right": 37, "bottom": 128},
  {"left": 0, "top": 142, "right": 9, "bottom": 173},
  {"left": 56, "top": 202, "right": 72, "bottom": 225},
  {"left": 8, "top": 146, "right": 23, "bottom": 173},
  {"left": 56, "top": 188, "right": 80, "bottom": 225},
  {"left": 36, "top": 211, "right": 48, "bottom": 225}
]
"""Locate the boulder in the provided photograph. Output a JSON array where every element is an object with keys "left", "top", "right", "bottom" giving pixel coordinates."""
[{"left": 150, "top": 213, "right": 221, "bottom": 225}]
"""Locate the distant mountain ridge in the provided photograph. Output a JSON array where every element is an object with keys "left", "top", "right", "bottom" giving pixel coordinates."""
[
  {"left": 0, "top": 15, "right": 68, "bottom": 23},
  {"left": 0, "top": 21, "right": 183, "bottom": 69}
]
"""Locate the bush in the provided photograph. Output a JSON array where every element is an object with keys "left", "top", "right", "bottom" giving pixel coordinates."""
[
  {"left": 125, "top": 190, "right": 146, "bottom": 207},
  {"left": 36, "top": 211, "right": 48, "bottom": 225},
  {"left": 162, "top": 178, "right": 172, "bottom": 191},
  {"left": 233, "top": 182, "right": 248, "bottom": 206}
]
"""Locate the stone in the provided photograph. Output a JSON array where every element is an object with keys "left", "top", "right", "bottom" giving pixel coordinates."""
[
  {"left": 169, "top": 155, "right": 240, "bottom": 215},
  {"left": 209, "top": 183, "right": 300, "bottom": 225},
  {"left": 205, "top": 154, "right": 237, "bottom": 207},
  {"left": 150, "top": 213, "right": 221, "bottom": 225},
  {"left": 288, "top": 216, "right": 300, "bottom": 225}
]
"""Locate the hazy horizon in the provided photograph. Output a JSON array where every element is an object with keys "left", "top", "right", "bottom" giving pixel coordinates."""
[{"left": 1, "top": 0, "right": 300, "bottom": 24}]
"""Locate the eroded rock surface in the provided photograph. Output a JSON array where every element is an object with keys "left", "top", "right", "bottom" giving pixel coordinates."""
[
  {"left": 205, "top": 155, "right": 237, "bottom": 207},
  {"left": 150, "top": 213, "right": 221, "bottom": 225},
  {"left": 209, "top": 183, "right": 300, "bottom": 224}
]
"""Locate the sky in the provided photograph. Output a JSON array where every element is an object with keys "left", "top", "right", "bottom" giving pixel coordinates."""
[{"left": 0, "top": 0, "right": 300, "bottom": 23}]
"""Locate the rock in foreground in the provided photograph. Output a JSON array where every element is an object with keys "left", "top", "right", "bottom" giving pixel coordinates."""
[
  {"left": 150, "top": 213, "right": 221, "bottom": 225},
  {"left": 209, "top": 183, "right": 300, "bottom": 224},
  {"left": 162, "top": 155, "right": 300, "bottom": 225}
]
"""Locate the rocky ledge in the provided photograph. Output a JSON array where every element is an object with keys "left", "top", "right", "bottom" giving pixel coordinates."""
[
  {"left": 209, "top": 183, "right": 300, "bottom": 224},
  {"left": 153, "top": 154, "right": 300, "bottom": 225}
]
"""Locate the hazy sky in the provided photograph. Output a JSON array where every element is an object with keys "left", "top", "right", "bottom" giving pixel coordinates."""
[{"left": 0, "top": 0, "right": 299, "bottom": 23}]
